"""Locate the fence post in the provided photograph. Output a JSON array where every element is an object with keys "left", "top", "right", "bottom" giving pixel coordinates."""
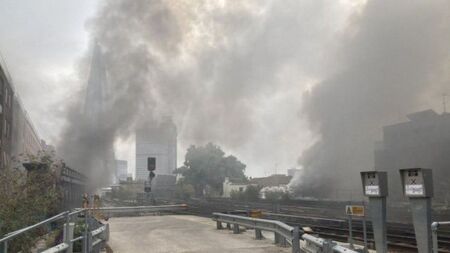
[
  {"left": 255, "top": 229, "right": 263, "bottom": 240},
  {"left": 226, "top": 223, "right": 231, "bottom": 230},
  {"left": 292, "top": 227, "right": 300, "bottom": 253},
  {"left": 274, "top": 233, "right": 280, "bottom": 244},
  {"left": 1, "top": 241, "right": 7, "bottom": 253},
  {"left": 216, "top": 221, "right": 223, "bottom": 229},
  {"left": 233, "top": 224, "right": 240, "bottom": 234},
  {"left": 432, "top": 222, "right": 439, "bottom": 253},
  {"left": 83, "top": 210, "right": 89, "bottom": 253},
  {"left": 63, "top": 223, "right": 75, "bottom": 253}
]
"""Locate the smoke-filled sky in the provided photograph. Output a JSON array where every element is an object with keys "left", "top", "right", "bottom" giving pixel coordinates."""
[{"left": 1, "top": 1, "right": 449, "bottom": 192}]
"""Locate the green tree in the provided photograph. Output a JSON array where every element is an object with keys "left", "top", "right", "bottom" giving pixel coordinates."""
[
  {"left": 176, "top": 143, "right": 247, "bottom": 197},
  {"left": 0, "top": 153, "right": 62, "bottom": 252}
]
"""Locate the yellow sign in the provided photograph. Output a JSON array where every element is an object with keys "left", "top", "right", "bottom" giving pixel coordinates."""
[{"left": 346, "top": 205, "right": 365, "bottom": 217}]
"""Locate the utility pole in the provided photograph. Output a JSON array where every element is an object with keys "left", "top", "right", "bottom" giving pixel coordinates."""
[{"left": 443, "top": 93, "right": 448, "bottom": 113}]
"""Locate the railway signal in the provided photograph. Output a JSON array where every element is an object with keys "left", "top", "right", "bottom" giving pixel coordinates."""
[
  {"left": 360, "top": 171, "right": 388, "bottom": 253},
  {"left": 400, "top": 168, "right": 434, "bottom": 253}
]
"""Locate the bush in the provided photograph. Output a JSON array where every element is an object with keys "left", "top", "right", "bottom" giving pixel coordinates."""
[{"left": 0, "top": 154, "right": 62, "bottom": 252}]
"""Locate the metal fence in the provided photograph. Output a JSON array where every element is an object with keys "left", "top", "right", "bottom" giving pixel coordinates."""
[
  {"left": 432, "top": 221, "right": 450, "bottom": 253},
  {"left": 212, "top": 212, "right": 359, "bottom": 253},
  {"left": 0, "top": 204, "right": 187, "bottom": 253}
]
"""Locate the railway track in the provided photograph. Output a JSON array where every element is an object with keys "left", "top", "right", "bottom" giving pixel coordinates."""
[{"left": 159, "top": 197, "right": 450, "bottom": 252}]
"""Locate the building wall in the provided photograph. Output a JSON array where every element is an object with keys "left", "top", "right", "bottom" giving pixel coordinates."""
[
  {"left": 375, "top": 110, "right": 450, "bottom": 203},
  {"left": 222, "top": 177, "right": 248, "bottom": 198},
  {"left": 115, "top": 159, "right": 128, "bottom": 182},
  {"left": 135, "top": 120, "right": 177, "bottom": 181},
  {"left": 0, "top": 64, "right": 14, "bottom": 169},
  {"left": 11, "top": 96, "right": 42, "bottom": 161}
]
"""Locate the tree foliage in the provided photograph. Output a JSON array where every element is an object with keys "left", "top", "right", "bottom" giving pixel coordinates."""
[
  {"left": 176, "top": 143, "right": 247, "bottom": 197},
  {"left": 0, "top": 153, "right": 62, "bottom": 252}
]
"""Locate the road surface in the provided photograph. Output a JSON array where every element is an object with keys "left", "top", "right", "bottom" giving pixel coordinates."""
[{"left": 107, "top": 215, "right": 290, "bottom": 253}]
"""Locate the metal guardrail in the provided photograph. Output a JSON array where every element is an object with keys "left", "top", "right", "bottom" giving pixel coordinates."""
[
  {"left": 95, "top": 204, "right": 188, "bottom": 214},
  {"left": 432, "top": 221, "right": 450, "bottom": 253},
  {"left": 0, "top": 204, "right": 186, "bottom": 253},
  {"left": 212, "top": 212, "right": 358, "bottom": 253}
]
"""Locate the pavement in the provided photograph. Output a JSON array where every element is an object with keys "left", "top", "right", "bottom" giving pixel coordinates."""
[{"left": 107, "top": 215, "right": 290, "bottom": 253}]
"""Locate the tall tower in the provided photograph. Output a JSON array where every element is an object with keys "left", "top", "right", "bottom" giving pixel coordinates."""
[{"left": 84, "top": 42, "right": 116, "bottom": 185}]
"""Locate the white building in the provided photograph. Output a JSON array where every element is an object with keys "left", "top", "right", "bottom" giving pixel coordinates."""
[
  {"left": 115, "top": 160, "right": 128, "bottom": 182},
  {"left": 222, "top": 177, "right": 249, "bottom": 198},
  {"left": 135, "top": 120, "right": 177, "bottom": 181}
]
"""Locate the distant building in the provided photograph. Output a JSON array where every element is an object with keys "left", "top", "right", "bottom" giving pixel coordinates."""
[
  {"left": 375, "top": 110, "right": 450, "bottom": 202},
  {"left": 222, "top": 177, "right": 249, "bottom": 198},
  {"left": 0, "top": 61, "right": 15, "bottom": 169},
  {"left": 250, "top": 174, "right": 292, "bottom": 188},
  {"left": 11, "top": 96, "right": 42, "bottom": 161},
  {"left": 287, "top": 168, "right": 300, "bottom": 177},
  {"left": 135, "top": 119, "right": 177, "bottom": 181},
  {"left": 115, "top": 160, "right": 128, "bottom": 182}
]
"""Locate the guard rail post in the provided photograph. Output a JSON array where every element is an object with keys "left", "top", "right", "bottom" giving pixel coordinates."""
[
  {"left": 233, "top": 224, "right": 240, "bottom": 234},
  {"left": 255, "top": 228, "right": 263, "bottom": 240},
  {"left": 432, "top": 222, "right": 438, "bottom": 253},
  {"left": 82, "top": 209, "right": 89, "bottom": 253},
  {"left": 63, "top": 222, "right": 74, "bottom": 253},
  {"left": 63, "top": 212, "right": 74, "bottom": 253},
  {"left": 1, "top": 241, "right": 7, "bottom": 253},
  {"left": 292, "top": 226, "right": 300, "bottom": 253},
  {"left": 274, "top": 233, "right": 281, "bottom": 244},
  {"left": 216, "top": 221, "right": 223, "bottom": 229}
]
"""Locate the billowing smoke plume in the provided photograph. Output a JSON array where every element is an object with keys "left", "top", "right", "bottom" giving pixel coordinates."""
[
  {"left": 58, "top": 0, "right": 450, "bottom": 192},
  {"left": 291, "top": 1, "right": 450, "bottom": 199},
  {"left": 58, "top": 0, "right": 342, "bottom": 187}
]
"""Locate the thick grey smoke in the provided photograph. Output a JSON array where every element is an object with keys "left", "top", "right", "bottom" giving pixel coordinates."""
[
  {"left": 58, "top": 0, "right": 449, "bottom": 192},
  {"left": 292, "top": 1, "right": 450, "bottom": 199},
  {"left": 58, "top": 0, "right": 341, "bottom": 187}
]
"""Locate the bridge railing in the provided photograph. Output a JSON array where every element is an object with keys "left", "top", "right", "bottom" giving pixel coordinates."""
[
  {"left": 431, "top": 221, "right": 450, "bottom": 253},
  {"left": 0, "top": 204, "right": 187, "bottom": 253},
  {"left": 212, "top": 212, "right": 358, "bottom": 253}
]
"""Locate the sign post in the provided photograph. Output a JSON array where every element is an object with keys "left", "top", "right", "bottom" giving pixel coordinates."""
[
  {"left": 346, "top": 205, "right": 365, "bottom": 250},
  {"left": 361, "top": 171, "right": 388, "bottom": 253},
  {"left": 400, "top": 168, "right": 433, "bottom": 253}
]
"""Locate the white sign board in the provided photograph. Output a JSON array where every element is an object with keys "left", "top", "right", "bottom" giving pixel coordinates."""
[
  {"left": 405, "top": 184, "right": 424, "bottom": 195},
  {"left": 365, "top": 185, "right": 380, "bottom": 196}
]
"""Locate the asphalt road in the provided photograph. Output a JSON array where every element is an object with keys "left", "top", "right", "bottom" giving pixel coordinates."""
[{"left": 107, "top": 215, "right": 290, "bottom": 253}]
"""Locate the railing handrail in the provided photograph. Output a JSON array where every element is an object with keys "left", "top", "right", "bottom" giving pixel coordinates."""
[
  {"left": 212, "top": 212, "right": 359, "bottom": 253},
  {"left": 431, "top": 220, "right": 450, "bottom": 253},
  {"left": 95, "top": 204, "right": 187, "bottom": 213},
  {"left": 0, "top": 211, "right": 70, "bottom": 243},
  {"left": 212, "top": 212, "right": 294, "bottom": 234}
]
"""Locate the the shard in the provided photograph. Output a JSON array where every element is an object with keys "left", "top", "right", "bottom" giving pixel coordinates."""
[{"left": 84, "top": 42, "right": 116, "bottom": 185}]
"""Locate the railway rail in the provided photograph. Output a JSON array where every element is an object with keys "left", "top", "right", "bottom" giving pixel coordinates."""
[{"left": 158, "top": 197, "right": 450, "bottom": 252}]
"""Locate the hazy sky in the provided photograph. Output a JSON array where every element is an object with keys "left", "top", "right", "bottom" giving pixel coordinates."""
[{"left": 1, "top": 0, "right": 447, "bottom": 182}]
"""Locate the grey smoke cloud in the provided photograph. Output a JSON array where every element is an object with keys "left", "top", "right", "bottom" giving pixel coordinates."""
[
  {"left": 57, "top": 0, "right": 450, "bottom": 193},
  {"left": 59, "top": 0, "right": 344, "bottom": 186},
  {"left": 292, "top": 0, "right": 450, "bottom": 198}
]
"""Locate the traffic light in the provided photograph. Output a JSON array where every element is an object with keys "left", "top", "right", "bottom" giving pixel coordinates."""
[{"left": 147, "top": 157, "right": 156, "bottom": 171}]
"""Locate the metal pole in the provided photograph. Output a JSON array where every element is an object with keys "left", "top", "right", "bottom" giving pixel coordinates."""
[
  {"left": 362, "top": 216, "right": 368, "bottom": 253},
  {"left": 410, "top": 198, "right": 432, "bottom": 253},
  {"left": 431, "top": 222, "right": 439, "bottom": 253},
  {"left": 2, "top": 241, "right": 7, "bottom": 253},
  {"left": 348, "top": 214, "right": 354, "bottom": 249},
  {"left": 83, "top": 210, "right": 89, "bottom": 253}
]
